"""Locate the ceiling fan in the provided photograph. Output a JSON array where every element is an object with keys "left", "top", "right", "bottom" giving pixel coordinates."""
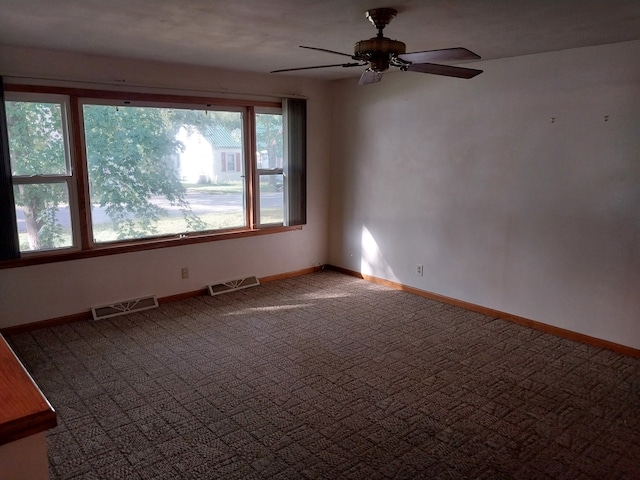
[{"left": 271, "top": 8, "right": 483, "bottom": 85}]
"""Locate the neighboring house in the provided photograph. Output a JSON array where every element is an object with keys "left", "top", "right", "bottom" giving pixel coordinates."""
[{"left": 176, "top": 125, "right": 242, "bottom": 184}]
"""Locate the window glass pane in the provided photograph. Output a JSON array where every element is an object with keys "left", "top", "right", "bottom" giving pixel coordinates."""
[
  {"left": 14, "top": 183, "right": 73, "bottom": 252},
  {"left": 259, "top": 174, "right": 284, "bottom": 224},
  {"left": 256, "top": 112, "right": 284, "bottom": 225},
  {"left": 5, "top": 101, "right": 68, "bottom": 175},
  {"left": 256, "top": 113, "right": 283, "bottom": 169},
  {"left": 83, "top": 104, "right": 245, "bottom": 243}
]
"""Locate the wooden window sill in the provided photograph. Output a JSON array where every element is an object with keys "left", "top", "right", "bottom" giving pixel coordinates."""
[{"left": 0, "top": 225, "right": 302, "bottom": 269}]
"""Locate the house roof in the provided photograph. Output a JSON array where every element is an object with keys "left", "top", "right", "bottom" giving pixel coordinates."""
[{"left": 202, "top": 125, "right": 241, "bottom": 149}]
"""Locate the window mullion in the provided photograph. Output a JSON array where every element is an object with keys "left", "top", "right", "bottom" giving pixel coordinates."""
[
  {"left": 69, "top": 96, "right": 92, "bottom": 250},
  {"left": 11, "top": 175, "right": 70, "bottom": 184},
  {"left": 246, "top": 106, "right": 258, "bottom": 229}
]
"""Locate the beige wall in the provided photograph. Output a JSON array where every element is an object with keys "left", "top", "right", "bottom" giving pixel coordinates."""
[
  {"left": 328, "top": 40, "right": 640, "bottom": 349},
  {"left": 0, "top": 47, "right": 332, "bottom": 328}
]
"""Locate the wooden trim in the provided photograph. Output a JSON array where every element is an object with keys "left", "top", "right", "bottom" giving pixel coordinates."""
[
  {"left": 158, "top": 288, "right": 209, "bottom": 305},
  {"left": 328, "top": 265, "right": 640, "bottom": 358},
  {"left": 0, "top": 265, "right": 323, "bottom": 335},
  {"left": 0, "top": 335, "right": 57, "bottom": 446},
  {"left": 0, "top": 291, "right": 216, "bottom": 335},
  {"left": 5, "top": 263, "right": 638, "bottom": 358},
  {"left": 246, "top": 106, "right": 257, "bottom": 228},
  {"left": 0, "top": 311, "right": 92, "bottom": 336},
  {"left": 259, "top": 265, "right": 323, "bottom": 283}
]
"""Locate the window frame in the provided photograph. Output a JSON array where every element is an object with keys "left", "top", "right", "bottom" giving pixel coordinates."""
[
  {"left": 78, "top": 98, "right": 250, "bottom": 245},
  {"left": 5, "top": 92, "right": 82, "bottom": 254},
  {"left": 255, "top": 107, "right": 285, "bottom": 227},
  {"left": 0, "top": 84, "right": 306, "bottom": 268}
]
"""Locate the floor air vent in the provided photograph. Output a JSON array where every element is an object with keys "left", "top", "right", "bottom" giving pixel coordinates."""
[
  {"left": 208, "top": 276, "right": 260, "bottom": 296},
  {"left": 91, "top": 295, "right": 159, "bottom": 320}
]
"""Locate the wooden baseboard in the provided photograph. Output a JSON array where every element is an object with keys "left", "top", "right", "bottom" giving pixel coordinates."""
[
  {"left": 0, "top": 312, "right": 92, "bottom": 336},
  {"left": 5, "top": 263, "right": 637, "bottom": 358},
  {"left": 158, "top": 288, "right": 209, "bottom": 305},
  {"left": 328, "top": 265, "right": 640, "bottom": 358},
  {"left": 260, "top": 265, "right": 324, "bottom": 283},
  {"left": 0, "top": 266, "right": 325, "bottom": 335}
]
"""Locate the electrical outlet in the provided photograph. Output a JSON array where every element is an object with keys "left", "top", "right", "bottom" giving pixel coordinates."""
[
  {"left": 416, "top": 264, "right": 423, "bottom": 276},
  {"left": 181, "top": 267, "right": 189, "bottom": 279}
]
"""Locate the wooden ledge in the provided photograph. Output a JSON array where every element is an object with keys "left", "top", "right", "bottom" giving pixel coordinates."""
[{"left": 0, "top": 335, "right": 57, "bottom": 446}]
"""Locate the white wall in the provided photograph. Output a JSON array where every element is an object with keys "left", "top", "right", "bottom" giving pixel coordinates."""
[
  {"left": 0, "top": 47, "right": 331, "bottom": 328},
  {"left": 329, "top": 41, "right": 640, "bottom": 349}
]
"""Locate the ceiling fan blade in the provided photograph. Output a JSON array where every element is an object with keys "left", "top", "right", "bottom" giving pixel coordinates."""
[
  {"left": 359, "top": 69, "right": 383, "bottom": 86},
  {"left": 271, "top": 62, "right": 364, "bottom": 73},
  {"left": 398, "top": 47, "right": 481, "bottom": 64},
  {"left": 407, "top": 62, "right": 483, "bottom": 79},
  {"left": 300, "top": 45, "right": 355, "bottom": 59}
]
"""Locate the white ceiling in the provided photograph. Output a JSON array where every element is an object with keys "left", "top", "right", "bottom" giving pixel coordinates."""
[{"left": 1, "top": 0, "right": 639, "bottom": 80}]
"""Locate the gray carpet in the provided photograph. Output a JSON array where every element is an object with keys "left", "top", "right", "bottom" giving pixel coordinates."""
[{"left": 7, "top": 271, "right": 640, "bottom": 479}]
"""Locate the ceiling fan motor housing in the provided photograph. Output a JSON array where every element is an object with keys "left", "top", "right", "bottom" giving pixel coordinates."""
[
  {"left": 354, "top": 37, "right": 406, "bottom": 72},
  {"left": 272, "top": 6, "right": 483, "bottom": 82}
]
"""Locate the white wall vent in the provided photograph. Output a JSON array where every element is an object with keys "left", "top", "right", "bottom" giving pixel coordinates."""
[
  {"left": 91, "top": 295, "right": 159, "bottom": 320},
  {"left": 208, "top": 276, "right": 260, "bottom": 296}
]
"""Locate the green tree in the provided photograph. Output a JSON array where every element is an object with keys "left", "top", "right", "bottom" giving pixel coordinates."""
[
  {"left": 256, "top": 113, "right": 283, "bottom": 169},
  {"left": 83, "top": 105, "right": 204, "bottom": 239}
]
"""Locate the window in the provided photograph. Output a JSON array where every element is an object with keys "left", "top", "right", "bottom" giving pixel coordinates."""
[
  {"left": 81, "top": 102, "right": 246, "bottom": 242},
  {"left": 5, "top": 94, "right": 78, "bottom": 253},
  {"left": 0, "top": 80, "right": 306, "bottom": 263},
  {"left": 222, "top": 152, "right": 241, "bottom": 172},
  {"left": 256, "top": 110, "right": 284, "bottom": 226}
]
